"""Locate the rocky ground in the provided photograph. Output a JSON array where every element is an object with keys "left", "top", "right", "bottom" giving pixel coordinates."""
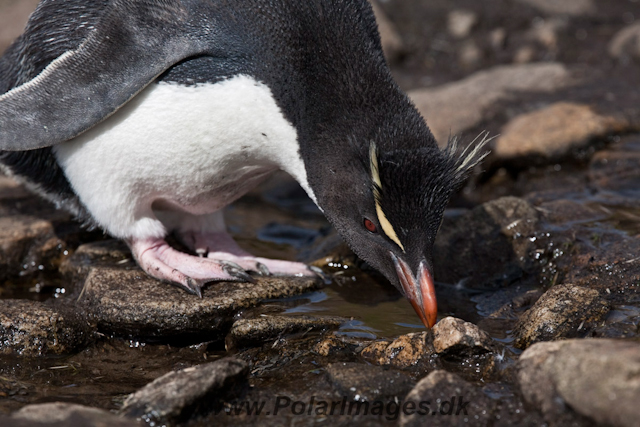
[{"left": 1, "top": 0, "right": 640, "bottom": 426}]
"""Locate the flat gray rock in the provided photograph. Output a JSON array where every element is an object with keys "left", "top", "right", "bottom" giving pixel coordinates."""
[
  {"left": 0, "top": 299, "right": 94, "bottom": 357},
  {"left": 77, "top": 265, "right": 322, "bottom": 341},
  {"left": 120, "top": 358, "right": 248, "bottom": 425},
  {"left": 517, "top": 339, "right": 640, "bottom": 427},
  {"left": 62, "top": 241, "right": 323, "bottom": 341}
]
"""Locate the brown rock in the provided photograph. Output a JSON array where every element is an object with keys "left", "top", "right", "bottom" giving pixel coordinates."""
[
  {"left": 0, "top": 300, "right": 94, "bottom": 357},
  {"left": 313, "top": 335, "right": 352, "bottom": 356},
  {"left": 494, "top": 103, "right": 629, "bottom": 162},
  {"left": 360, "top": 340, "right": 391, "bottom": 363},
  {"left": 382, "top": 332, "right": 434, "bottom": 368},
  {"left": 226, "top": 315, "right": 346, "bottom": 349},
  {"left": 432, "top": 317, "right": 495, "bottom": 356},
  {"left": 513, "top": 284, "right": 610, "bottom": 349},
  {"left": 517, "top": 339, "right": 640, "bottom": 427},
  {"left": 447, "top": 10, "right": 477, "bottom": 39},
  {"left": 409, "top": 63, "right": 573, "bottom": 144}
]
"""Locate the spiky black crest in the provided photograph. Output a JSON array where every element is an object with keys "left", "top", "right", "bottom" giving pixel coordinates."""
[{"left": 372, "top": 132, "right": 491, "bottom": 257}]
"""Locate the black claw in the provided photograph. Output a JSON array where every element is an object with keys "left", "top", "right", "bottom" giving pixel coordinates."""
[
  {"left": 184, "top": 277, "right": 205, "bottom": 298},
  {"left": 309, "top": 266, "right": 332, "bottom": 285},
  {"left": 222, "top": 261, "right": 256, "bottom": 284},
  {"left": 256, "top": 262, "right": 271, "bottom": 276}
]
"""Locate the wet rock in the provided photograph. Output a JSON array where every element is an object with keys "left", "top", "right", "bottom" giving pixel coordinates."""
[
  {"left": 514, "top": 0, "right": 596, "bottom": 17},
  {"left": 447, "top": 10, "right": 477, "bottom": 39},
  {"left": 12, "top": 402, "right": 139, "bottom": 426},
  {"left": 409, "top": 63, "right": 573, "bottom": 144},
  {"left": 325, "top": 362, "right": 415, "bottom": 401},
  {"left": 609, "top": 23, "right": 640, "bottom": 62},
  {"left": 75, "top": 265, "right": 322, "bottom": 341},
  {"left": 313, "top": 334, "right": 353, "bottom": 356},
  {"left": 0, "top": 0, "right": 39, "bottom": 55},
  {"left": 361, "top": 332, "right": 435, "bottom": 369},
  {"left": 121, "top": 358, "right": 248, "bottom": 425},
  {"left": 513, "top": 284, "right": 610, "bottom": 349},
  {"left": 226, "top": 315, "right": 346, "bottom": 350},
  {"left": 0, "top": 215, "right": 63, "bottom": 281},
  {"left": 517, "top": 339, "right": 640, "bottom": 427},
  {"left": 589, "top": 149, "right": 640, "bottom": 193},
  {"left": 434, "top": 197, "right": 540, "bottom": 289},
  {"left": 432, "top": 317, "right": 496, "bottom": 356},
  {"left": 0, "top": 300, "right": 94, "bottom": 357},
  {"left": 60, "top": 240, "right": 131, "bottom": 286},
  {"left": 494, "top": 103, "right": 629, "bottom": 163},
  {"left": 399, "top": 370, "right": 495, "bottom": 427},
  {"left": 360, "top": 340, "right": 391, "bottom": 363},
  {"left": 371, "top": 1, "right": 404, "bottom": 62}
]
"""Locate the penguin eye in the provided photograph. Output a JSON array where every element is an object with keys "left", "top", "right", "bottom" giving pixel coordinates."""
[{"left": 363, "top": 218, "right": 378, "bottom": 233}]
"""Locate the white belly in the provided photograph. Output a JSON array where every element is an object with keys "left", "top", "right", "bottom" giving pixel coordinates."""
[{"left": 54, "top": 75, "right": 313, "bottom": 240}]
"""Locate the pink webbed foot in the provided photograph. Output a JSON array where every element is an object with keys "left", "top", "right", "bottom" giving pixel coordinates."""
[
  {"left": 179, "top": 231, "right": 318, "bottom": 278},
  {"left": 129, "top": 237, "right": 255, "bottom": 297}
]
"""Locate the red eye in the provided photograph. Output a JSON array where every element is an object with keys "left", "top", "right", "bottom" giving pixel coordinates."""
[{"left": 364, "top": 218, "right": 377, "bottom": 233}]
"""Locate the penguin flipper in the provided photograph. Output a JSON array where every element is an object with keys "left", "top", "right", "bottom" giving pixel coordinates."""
[{"left": 0, "top": 0, "right": 208, "bottom": 151}]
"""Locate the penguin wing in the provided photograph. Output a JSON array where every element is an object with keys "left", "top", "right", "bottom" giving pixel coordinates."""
[{"left": 0, "top": 0, "right": 211, "bottom": 151}]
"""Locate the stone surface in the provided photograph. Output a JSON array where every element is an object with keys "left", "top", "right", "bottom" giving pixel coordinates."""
[
  {"left": 361, "top": 332, "right": 435, "bottom": 369},
  {"left": 313, "top": 334, "right": 353, "bottom": 356},
  {"left": 226, "top": 315, "right": 346, "bottom": 349},
  {"left": 399, "top": 370, "right": 495, "bottom": 427},
  {"left": 513, "top": 284, "right": 610, "bottom": 349},
  {"left": 434, "top": 197, "right": 540, "bottom": 289},
  {"left": 609, "top": 22, "right": 640, "bottom": 62},
  {"left": 409, "top": 63, "right": 573, "bottom": 144},
  {"left": 517, "top": 339, "right": 640, "bottom": 427},
  {"left": 12, "top": 402, "right": 139, "bottom": 427},
  {"left": 0, "top": 300, "right": 94, "bottom": 357},
  {"left": 325, "top": 362, "right": 415, "bottom": 401},
  {"left": 494, "top": 102, "right": 629, "bottom": 163},
  {"left": 514, "top": 0, "right": 596, "bottom": 16},
  {"left": 432, "top": 317, "right": 496, "bottom": 356},
  {"left": 76, "top": 265, "right": 322, "bottom": 341},
  {"left": 0, "top": 215, "right": 63, "bottom": 281},
  {"left": 120, "top": 358, "right": 248, "bottom": 425}
]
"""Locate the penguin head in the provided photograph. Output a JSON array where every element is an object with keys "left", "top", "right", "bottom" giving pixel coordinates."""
[{"left": 310, "top": 127, "right": 489, "bottom": 328}]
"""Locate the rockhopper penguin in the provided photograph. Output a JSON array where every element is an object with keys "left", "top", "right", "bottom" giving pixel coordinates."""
[{"left": 0, "top": 0, "right": 487, "bottom": 328}]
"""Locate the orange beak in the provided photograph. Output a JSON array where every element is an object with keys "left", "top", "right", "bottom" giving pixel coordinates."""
[{"left": 391, "top": 253, "right": 438, "bottom": 328}]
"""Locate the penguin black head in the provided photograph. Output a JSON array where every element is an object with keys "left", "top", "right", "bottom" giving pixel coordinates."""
[{"left": 309, "top": 124, "right": 489, "bottom": 328}]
